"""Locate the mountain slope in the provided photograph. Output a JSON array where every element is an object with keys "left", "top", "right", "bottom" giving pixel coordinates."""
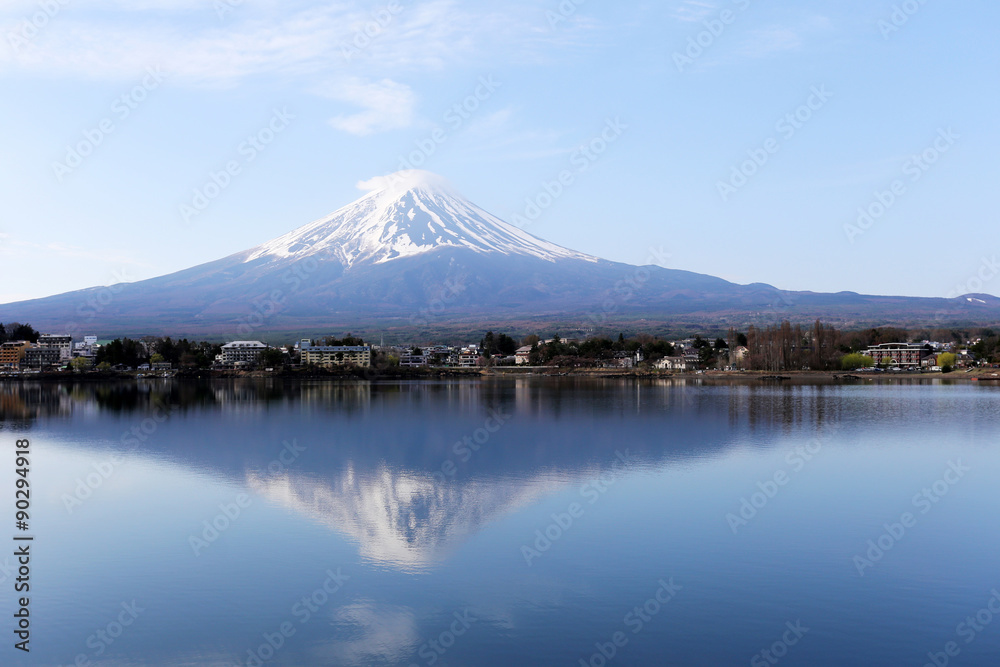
[
  {"left": 244, "top": 170, "right": 597, "bottom": 268},
  {"left": 1, "top": 170, "right": 998, "bottom": 338}
]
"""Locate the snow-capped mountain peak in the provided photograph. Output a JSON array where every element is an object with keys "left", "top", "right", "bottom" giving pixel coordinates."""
[{"left": 243, "top": 170, "right": 598, "bottom": 268}]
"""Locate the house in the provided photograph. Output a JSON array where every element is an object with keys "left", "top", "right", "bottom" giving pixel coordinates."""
[
  {"left": 921, "top": 355, "right": 939, "bottom": 368},
  {"left": 299, "top": 339, "right": 371, "bottom": 368},
  {"left": 654, "top": 356, "right": 690, "bottom": 371},
  {"left": 458, "top": 346, "right": 480, "bottom": 367},
  {"left": 221, "top": 341, "right": 268, "bottom": 366},
  {"left": 515, "top": 346, "right": 533, "bottom": 365}
]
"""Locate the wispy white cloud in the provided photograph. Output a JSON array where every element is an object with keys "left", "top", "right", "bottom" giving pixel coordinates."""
[
  {"left": 326, "top": 77, "right": 416, "bottom": 136},
  {"left": 670, "top": 0, "right": 717, "bottom": 23},
  {"left": 0, "top": 1, "right": 594, "bottom": 82},
  {"left": 737, "top": 26, "right": 803, "bottom": 57},
  {"left": 0, "top": 1, "right": 600, "bottom": 135}
]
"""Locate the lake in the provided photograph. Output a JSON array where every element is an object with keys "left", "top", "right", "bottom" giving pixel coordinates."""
[{"left": 2, "top": 378, "right": 1000, "bottom": 666}]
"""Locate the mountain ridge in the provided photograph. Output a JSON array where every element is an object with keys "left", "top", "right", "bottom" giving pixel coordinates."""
[{"left": 1, "top": 170, "right": 998, "bottom": 339}]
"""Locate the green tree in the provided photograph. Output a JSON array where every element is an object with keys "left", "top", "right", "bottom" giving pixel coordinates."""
[
  {"left": 96, "top": 338, "right": 147, "bottom": 368},
  {"left": 840, "top": 353, "right": 874, "bottom": 370},
  {"left": 937, "top": 352, "right": 956, "bottom": 372},
  {"left": 69, "top": 357, "right": 91, "bottom": 372},
  {"left": 0, "top": 322, "right": 39, "bottom": 343},
  {"left": 259, "top": 348, "right": 286, "bottom": 368}
]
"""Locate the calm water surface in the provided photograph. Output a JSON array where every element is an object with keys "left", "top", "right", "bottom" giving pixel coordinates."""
[{"left": 2, "top": 378, "right": 1000, "bottom": 666}]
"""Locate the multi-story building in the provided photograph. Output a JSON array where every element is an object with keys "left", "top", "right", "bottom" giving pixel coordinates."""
[
  {"left": 299, "top": 340, "right": 371, "bottom": 368},
  {"left": 220, "top": 341, "right": 268, "bottom": 366},
  {"left": 399, "top": 352, "right": 429, "bottom": 367},
  {"left": 73, "top": 335, "right": 100, "bottom": 361},
  {"left": 38, "top": 334, "right": 73, "bottom": 361},
  {"left": 458, "top": 347, "right": 480, "bottom": 367},
  {"left": 515, "top": 346, "right": 533, "bottom": 365},
  {"left": 0, "top": 341, "right": 31, "bottom": 369},
  {"left": 865, "top": 343, "right": 928, "bottom": 368},
  {"left": 23, "top": 347, "right": 61, "bottom": 368}
]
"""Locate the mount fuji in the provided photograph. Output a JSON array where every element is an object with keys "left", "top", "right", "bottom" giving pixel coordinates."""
[{"left": 2, "top": 170, "right": 998, "bottom": 339}]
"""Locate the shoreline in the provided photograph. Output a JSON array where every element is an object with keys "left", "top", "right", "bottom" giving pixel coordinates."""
[{"left": 3, "top": 367, "right": 999, "bottom": 384}]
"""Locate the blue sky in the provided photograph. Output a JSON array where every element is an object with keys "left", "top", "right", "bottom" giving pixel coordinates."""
[{"left": 1, "top": 0, "right": 998, "bottom": 304}]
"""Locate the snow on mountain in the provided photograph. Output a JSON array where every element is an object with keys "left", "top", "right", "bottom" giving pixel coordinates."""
[{"left": 243, "top": 170, "right": 598, "bottom": 269}]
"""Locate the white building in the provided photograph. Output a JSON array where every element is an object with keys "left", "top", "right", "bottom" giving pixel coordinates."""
[
  {"left": 221, "top": 341, "right": 268, "bottom": 366},
  {"left": 458, "top": 346, "right": 480, "bottom": 367},
  {"left": 299, "top": 339, "right": 371, "bottom": 368},
  {"left": 73, "top": 336, "right": 100, "bottom": 360},
  {"left": 515, "top": 346, "right": 533, "bottom": 365},
  {"left": 655, "top": 356, "right": 691, "bottom": 371}
]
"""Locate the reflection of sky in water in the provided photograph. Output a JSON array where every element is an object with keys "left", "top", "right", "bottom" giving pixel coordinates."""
[{"left": 3, "top": 379, "right": 1000, "bottom": 666}]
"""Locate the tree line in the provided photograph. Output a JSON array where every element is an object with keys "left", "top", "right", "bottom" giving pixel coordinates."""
[{"left": 0, "top": 323, "right": 40, "bottom": 344}]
